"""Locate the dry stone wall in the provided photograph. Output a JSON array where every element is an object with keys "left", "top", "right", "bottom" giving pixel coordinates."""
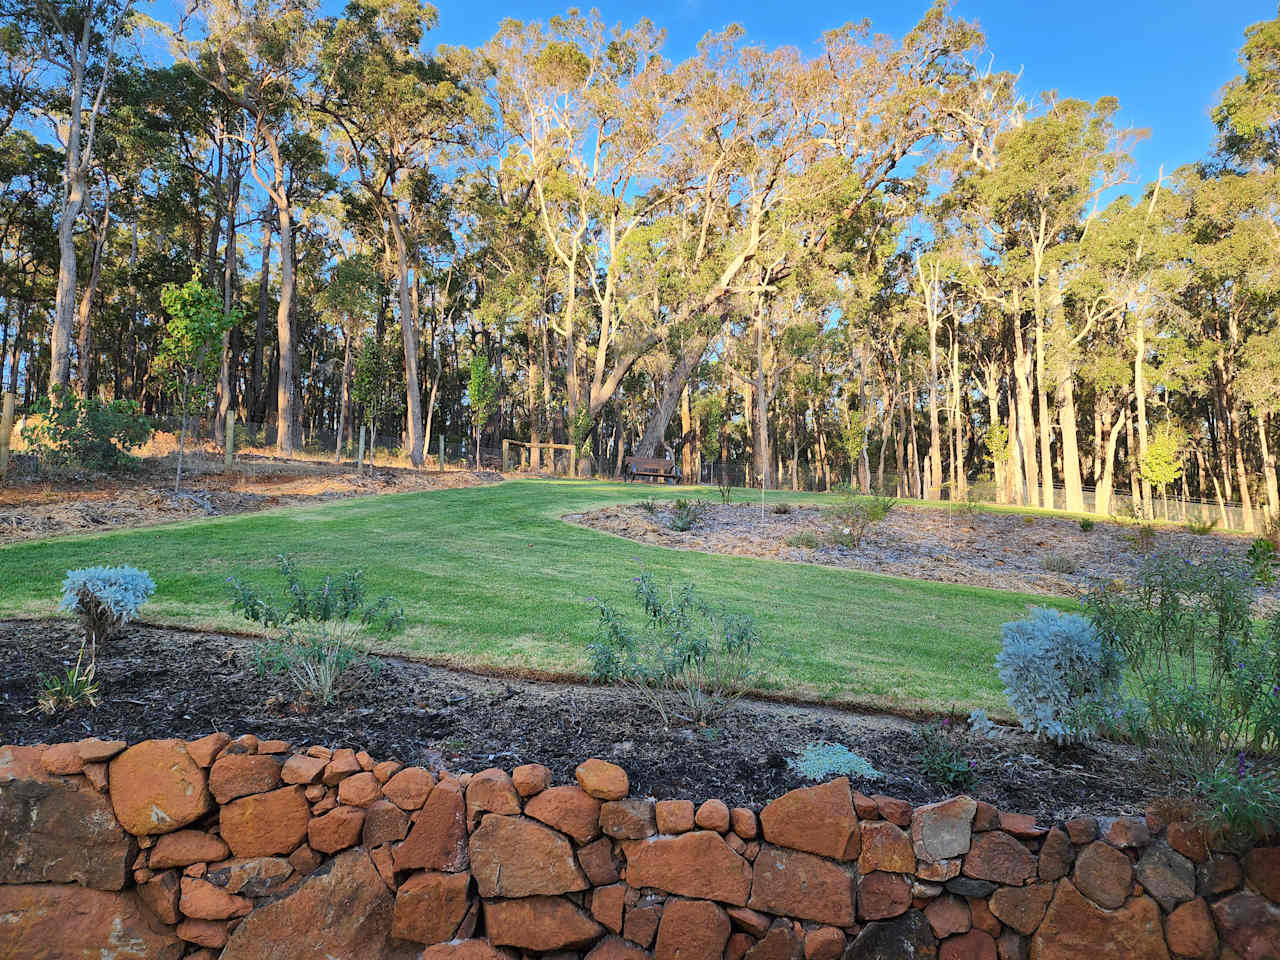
[{"left": 1, "top": 735, "right": 1279, "bottom": 960}]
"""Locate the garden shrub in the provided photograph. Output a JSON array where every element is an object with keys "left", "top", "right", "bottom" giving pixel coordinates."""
[
  {"left": 918, "top": 719, "right": 977, "bottom": 789},
  {"left": 1195, "top": 754, "right": 1280, "bottom": 848},
  {"left": 785, "top": 530, "right": 819, "bottom": 549},
  {"left": 667, "top": 498, "right": 706, "bottom": 532},
  {"left": 27, "top": 386, "right": 153, "bottom": 472},
  {"left": 997, "top": 606, "right": 1121, "bottom": 745},
  {"left": 1078, "top": 518, "right": 1096, "bottom": 532},
  {"left": 42, "top": 565, "right": 153, "bottom": 714},
  {"left": 228, "top": 555, "right": 404, "bottom": 704},
  {"left": 824, "top": 493, "right": 895, "bottom": 549},
  {"left": 788, "top": 741, "right": 881, "bottom": 781},
  {"left": 1247, "top": 538, "right": 1278, "bottom": 586},
  {"left": 588, "top": 570, "right": 762, "bottom": 725},
  {"left": 60, "top": 566, "right": 156, "bottom": 652},
  {"left": 1042, "top": 553, "right": 1079, "bottom": 575},
  {"left": 1085, "top": 551, "right": 1280, "bottom": 773},
  {"left": 771, "top": 501, "right": 794, "bottom": 515},
  {"left": 1186, "top": 517, "right": 1217, "bottom": 535}
]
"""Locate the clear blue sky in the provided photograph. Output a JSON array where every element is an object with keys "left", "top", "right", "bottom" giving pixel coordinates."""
[{"left": 425, "top": 0, "right": 1275, "bottom": 190}]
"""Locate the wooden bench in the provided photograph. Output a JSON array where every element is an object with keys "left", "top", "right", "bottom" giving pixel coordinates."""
[{"left": 624, "top": 456, "right": 680, "bottom": 483}]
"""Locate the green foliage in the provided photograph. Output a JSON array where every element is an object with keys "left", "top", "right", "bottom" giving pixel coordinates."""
[
  {"left": 1248, "top": 538, "right": 1279, "bottom": 586},
  {"left": 667, "top": 498, "right": 706, "bottom": 531},
  {"left": 1078, "top": 518, "right": 1096, "bottom": 532},
  {"left": 1139, "top": 426, "right": 1185, "bottom": 492},
  {"left": 588, "top": 570, "right": 763, "bottom": 725},
  {"left": 698, "top": 395, "right": 725, "bottom": 465},
  {"left": 771, "top": 502, "right": 794, "bottom": 515},
  {"left": 637, "top": 499, "right": 658, "bottom": 514},
  {"left": 352, "top": 335, "right": 402, "bottom": 429},
  {"left": 1195, "top": 755, "right": 1280, "bottom": 848},
  {"left": 36, "top": 646, "right": 100, "bottom": 715},
  {"left": 918, "top": 719, "right": 977, "bottom": 789},
  {"left": 824, "top": 494, "right": 894, "bottom": 549},
  {"left": 467, "top": 354, "right": 498, "bottom": 438},
  {"left": 788, "top": 741, "right": 882, "bottom": 782},
  {"left": 1186, "top": 517, "right": 1218, "bottom": 535},
  {"left": 1085, "top": 552, "right": 1280, "bottom": 773},
  {"left": 1125, "top": 524, "right": 1158, "bottom": 553},
  {"left": 984, "top": 421, "right": 1011, "bottom": 465},
  {"left": 156, "top": 274, "right": 237, "bottom": 414},
  {"left": 27, "top": 386, "right": 153, "bottom": 472},
  {"left": 786, "top": 530, "right": 820, "bottom": 549},
  {"left": 228, "top": 555, "right": 404, "bottom": 704}
]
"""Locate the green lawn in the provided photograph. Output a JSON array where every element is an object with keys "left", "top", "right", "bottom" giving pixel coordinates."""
[{"left": 0, "top": 479, "right": 1064, "bottom": 715}]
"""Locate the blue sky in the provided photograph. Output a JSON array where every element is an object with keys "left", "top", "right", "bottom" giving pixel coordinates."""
[{"left": 423, "top": 0, "right": 1274, "bottom": 191}]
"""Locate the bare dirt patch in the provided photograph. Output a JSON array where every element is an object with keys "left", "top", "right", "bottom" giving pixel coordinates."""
[
  {"left": 0, "top": 618, "right": 1175, "bottom": 820},
  {"left": 570, "top": 500, "right": 1279, "bottom": 611},
  {"left": 0, "top": 452, "right": 502, "bottom": 544}
]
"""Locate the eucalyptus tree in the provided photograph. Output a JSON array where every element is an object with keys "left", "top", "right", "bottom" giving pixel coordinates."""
[
  {"left": 2, "top": 0, "right": 137, "bottom": 394},
  {"left": 317, "top": 0, "right": 484, "bottom": 466},
  {"left": 177, "top": 0, "right": 322, "bottom": 453}
]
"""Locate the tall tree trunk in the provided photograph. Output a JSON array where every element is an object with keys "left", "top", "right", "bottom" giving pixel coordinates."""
[
  {"left": 1259, "top": 411, "right": 1278, "bottom": 521},
  {"left": 250, "top": 215, "right": 271, "bottom": 424},
  {"left": 387, "top": 216, "right": 425, "bottom": 466},
  {"left": 275, "top": 198, "right": 300, "bottom": 453},
  {"left": 1057, "top": 371, "right": 1085, "bottom": 513},
  {"left": 74, "top": 184, "right": 110, "bottom": 397},
  {"left": 1012, "top": 315, "right": 1039, "bottom": 505},
  {"left": 215, "top": 170, "right": 240, "bottom": 445},
  {"left": 680, "top": 384, "right": 693, "bottom": 482}
]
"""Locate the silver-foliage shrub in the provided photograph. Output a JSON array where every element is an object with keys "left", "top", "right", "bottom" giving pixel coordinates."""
[
  {"left": 59, "top": 566, "right": 155, "bottom": 648},
  {"left": 788, "top": 741, "right": 882, "bottom": 781},
  {"left": 996, "top": 606, "right": 1120, "bottom": 745}
]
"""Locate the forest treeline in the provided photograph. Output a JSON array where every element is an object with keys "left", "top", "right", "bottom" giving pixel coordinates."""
[{"left": 3, "top": 0, "right": 1280, "bottom": 526}]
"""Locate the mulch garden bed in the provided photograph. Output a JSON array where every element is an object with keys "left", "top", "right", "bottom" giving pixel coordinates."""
[
  {"left": 570, "top": 500, "right": 1280, "bottom": 612},
  {"left": 0, "top": 453, "right": 502, "bottom": 545},
  {"left": 0, "top": 619, "right": 1178, "bottom": 822}
]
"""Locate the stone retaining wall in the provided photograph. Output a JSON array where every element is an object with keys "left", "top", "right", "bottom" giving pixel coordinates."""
[{"left": 1, "top": 736, "right": 1277, "bottom": 960}]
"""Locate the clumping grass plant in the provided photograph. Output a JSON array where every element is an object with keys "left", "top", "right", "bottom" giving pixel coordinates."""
[{"left": 588, "top": 570, "right": 762, "bottom": 726}]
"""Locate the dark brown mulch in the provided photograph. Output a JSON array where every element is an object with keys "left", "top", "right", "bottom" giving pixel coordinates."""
[{"left": 0, "top": 619, "right": 1178, "bottom": 820}]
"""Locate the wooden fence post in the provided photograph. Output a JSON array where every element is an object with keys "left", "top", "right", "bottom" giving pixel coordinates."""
[
  {"left": 357, "top": 425, "right": 366, "bottom": 472},
  {"left": 570, "top": 444, "right": 577, "bottom": 478},
  {"left": 439, "top": 435, "right": 445, "bottom": 471},
  {"left": 0, "top": 392, "right": 15, "bottom": 478},
  {"left": 502, "top": 438, "right": 510, "bottom": 471},
  {"left": 224, "top": 408, "right": 235, "bottom": 473}
]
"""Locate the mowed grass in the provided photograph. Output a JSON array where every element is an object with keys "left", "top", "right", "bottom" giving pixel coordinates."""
[{"left": 0, "top": 479, "right": 1064, "bottom": 715}]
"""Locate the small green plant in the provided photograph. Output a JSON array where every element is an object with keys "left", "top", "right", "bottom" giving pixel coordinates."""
[
  {"left": 824, "top": 493, "right": 894, "bottom": 549},
  {"left": 918, "top": 719, "right": 977, "bottom": 789},
  {"left": 588, "top": 570, "right": 762, "bottom": 725},
  {"left": 1195, "top": 754, "right": 1280, "bottom": 849},
  {"left": 27, "top": 385, "right": 153, "bottom": 472},
  {"left": 228, "top": 555, "right": 404, "bottom": 705},
  {"left": 1186, "top": 517, "right": 1217, "bottom": 535},
  {"left": 638, "top": 499, "right": 659, "bottom": 514},
  {"left": 788, "top": 741, "right": 882, "bottom": 781},
  {"left": 1042, "top": 553, "right": 1079, "bottom": 575},
  {"left": 717, "top": 475, "right": 733, "bottom": 505},
  {"left": 786, "top": 530, "right": 820, "bottom": 549},
  {"left": 1247, "top": 538, "right": 1278, "bottom": 586},
  {"left": 36, "top": 648, "right": 101, "bottom": 715},
  {"left": 865, "top": 495, "right": 898, "bottom": 522},
  {"left": 668, "top": 498, "right": 706, "bottom": 532},
  {"left": 1078, "top": 518, "right": 1096, "bottom": 532},
  {"left": 1125, "top": 523, "right": 1158, "bottom": 553},
  {"left": 959, "top": 490, "right": 983, "bottom": 520},
  {"left": 771, "top": 502, "right": 794, "bottom": 515}
]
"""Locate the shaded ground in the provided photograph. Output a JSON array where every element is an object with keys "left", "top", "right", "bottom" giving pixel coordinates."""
[
  {"left": 0, "top": 451, "right": 501, "bottom": 544},
  {"left": 0, "top": 619, "right": 1176, "bottom": 820},
  {"left": 573, "top": 500, "right": 1279, "bottom": 611}
]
